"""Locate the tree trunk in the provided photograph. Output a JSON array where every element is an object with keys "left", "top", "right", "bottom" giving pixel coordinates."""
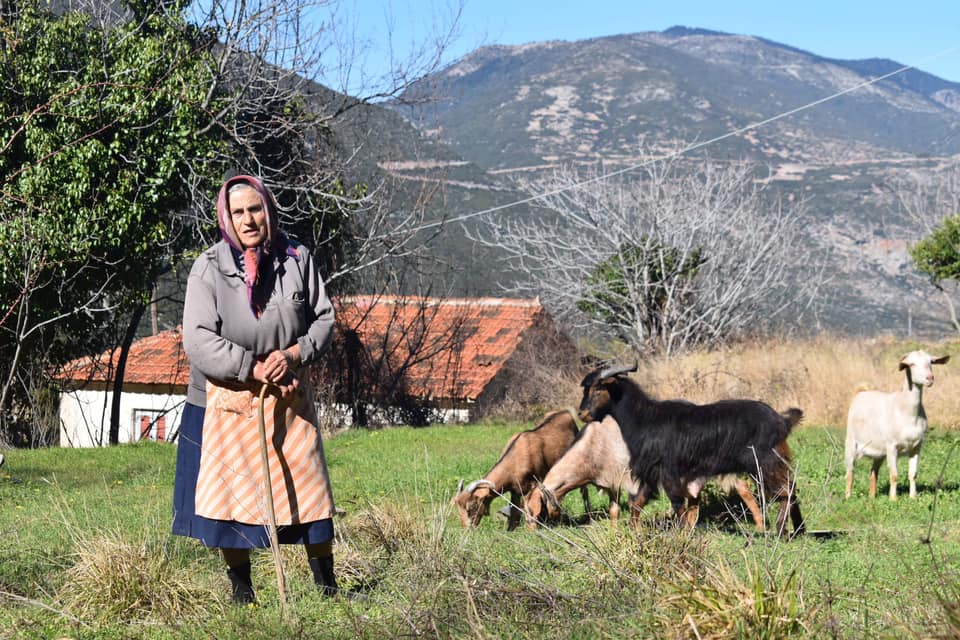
[
  {"left": 941, "top": 287, "right": 960, "bottom": 334},
  {"left": 150, "top": 284, "right": 159, "bottom": 336},
  {"left": 108, "top": 303, "right": 146, "bottom": 445},
  {"left": 344, "top": 330, "right": 367, "bottom": 427}
]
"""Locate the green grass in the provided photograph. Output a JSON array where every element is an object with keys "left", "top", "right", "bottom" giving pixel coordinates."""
[{"left": 3, "top": 422, "right": 960, "bottom": 638}]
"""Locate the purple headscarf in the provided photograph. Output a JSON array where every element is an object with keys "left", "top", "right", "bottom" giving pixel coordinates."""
[{"left": 215, "top": 175, "right": 298, "bottom": 316}]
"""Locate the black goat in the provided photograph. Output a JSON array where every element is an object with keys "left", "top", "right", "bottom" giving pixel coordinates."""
[{"left": 579, "top": 363, "right": 805, "bottom": 536}]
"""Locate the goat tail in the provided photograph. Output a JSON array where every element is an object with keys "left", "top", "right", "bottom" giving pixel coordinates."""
[{"left": 781, "top": 407, "right": 804, "bottom": 431}]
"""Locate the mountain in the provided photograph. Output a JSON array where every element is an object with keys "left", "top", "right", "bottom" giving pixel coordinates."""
[
  {"left": 403, "top": 29, "right": 960, "bottom": 168},
  {"left": 382, "top": 27, "right": 960, "bottom": 335},
  {"left": 306, "top": 85, "right": 541, "bottom": 296}
]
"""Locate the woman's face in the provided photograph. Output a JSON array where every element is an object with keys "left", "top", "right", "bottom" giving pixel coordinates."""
[{"left": 229, "top": 186, "right": 268, "bottom": 248}]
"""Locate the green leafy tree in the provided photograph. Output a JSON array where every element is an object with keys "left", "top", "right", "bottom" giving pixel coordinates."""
[
  {"left": 0, "top": 0, "right": 226, "bottom": 443},
  {"left": 577, "top": 236, "right": 704, "bottom": 348},
  {"left": 0, "top": 0, "right": 466, "bottom": 443},
  {"left": 578, "top": 240, "right": 704, "bottom": 348},
  {"left": 910, "top": 214, "right": 960, "bottom": 333}
]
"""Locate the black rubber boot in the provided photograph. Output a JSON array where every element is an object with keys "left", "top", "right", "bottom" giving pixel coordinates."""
[
  {"left": 308, "top": 555, "right": 338, "bottom": 597},
  {"left": 226, "top": 561, "right": 256, "bottom": 604}
]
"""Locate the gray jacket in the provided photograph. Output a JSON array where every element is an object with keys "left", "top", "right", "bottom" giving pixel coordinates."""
[{"left": 182, "top": 240, "right": 335, "bottom": 406}]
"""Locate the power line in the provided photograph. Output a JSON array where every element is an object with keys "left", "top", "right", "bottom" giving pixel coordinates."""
[{"left": 413, "top": 45, "right": 960, "bottom": 231}]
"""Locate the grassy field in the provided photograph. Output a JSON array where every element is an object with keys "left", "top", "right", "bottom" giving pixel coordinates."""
[{"left": 3, "top": 418, "right": 960, "bottom": 639}]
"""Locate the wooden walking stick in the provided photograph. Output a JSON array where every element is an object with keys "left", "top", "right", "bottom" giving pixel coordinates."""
[{"left": 258, "top": 381, "right": 288, "bottom": 616}]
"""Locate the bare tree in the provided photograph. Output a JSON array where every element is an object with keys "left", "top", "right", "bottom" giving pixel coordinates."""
[
  {"left": 0, "top": 241, "right": 122, "bottom": 446},
  {"left": 180, "top": 0, "right": 467, "bottom": 289},
  {"left": 471, "top": 157, "right": 824, "bottom": 355},
  {"left": 895, "top": 163, "right": 960, "bottom": 235},
  {"left": 318, "top": 286, "right": 472, "bottom": 427}
]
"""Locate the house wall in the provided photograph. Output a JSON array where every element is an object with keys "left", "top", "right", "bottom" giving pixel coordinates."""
[
  {"left": 59, "top": 388, "right": 186, "bottom": 448},
  {"left": 317, "top": 402, "right": 470, "bottom": 428}
]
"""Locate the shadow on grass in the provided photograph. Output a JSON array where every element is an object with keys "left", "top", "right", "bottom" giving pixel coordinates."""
[
  {"left": 516, "top": 494, "right": 855, "bottom": 542},
  {"left": 913, "top": 481, "right": 960, "bottom": 494}
]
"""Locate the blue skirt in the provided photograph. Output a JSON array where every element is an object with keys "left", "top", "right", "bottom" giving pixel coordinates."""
[{"left": 172, "top": 402, "right": 334, "bottom": 548}]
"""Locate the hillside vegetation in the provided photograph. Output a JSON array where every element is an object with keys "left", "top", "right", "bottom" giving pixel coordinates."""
[{"left": 395, "top": 28, "right": 960, "bottom": 334}]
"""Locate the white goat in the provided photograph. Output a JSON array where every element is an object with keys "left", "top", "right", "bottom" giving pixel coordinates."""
[
  {"left": 845, "top": 350, "right": 949, "bottom": 500},
  {"left": 524, "top": 416, "right": 641, "bottom": 528}
]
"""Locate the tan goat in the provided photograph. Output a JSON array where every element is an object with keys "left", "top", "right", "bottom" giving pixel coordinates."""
[{"left": 525, "top": 416, "right": 765, "bottom": 531}]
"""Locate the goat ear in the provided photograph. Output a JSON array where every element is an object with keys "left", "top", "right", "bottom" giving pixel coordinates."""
[
  {"left": 899, "top": 359, "right": 910, "bottom": 371},
  {"left": 525, "top": 489, "right": 540, "bottom": 512},
  {"left": 933, "top": 355, "right": 951, "bottom": 365}
]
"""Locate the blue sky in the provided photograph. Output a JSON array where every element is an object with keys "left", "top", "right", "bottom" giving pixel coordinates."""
[{"left": 332, "top": 0, "right": 960, "bottom": 92}]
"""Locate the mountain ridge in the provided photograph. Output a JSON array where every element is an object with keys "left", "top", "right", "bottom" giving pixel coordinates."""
[{"left": 366, "top": 27, "right": 960, "bottom": 335}]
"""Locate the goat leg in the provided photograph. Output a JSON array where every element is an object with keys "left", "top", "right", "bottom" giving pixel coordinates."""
[
  {"left": 789, "top": 495, "right": 805, "bottom": 536},
  {"left": 606, "top": 488, "right": 621, "bottom": 522},
  {"left": 627, "top": 485, "right": 654, "bottom": 529},
  {"left": 733, "top": 478, "right": 765, "bottom": 531},
  {"left": 908, "top": 450, "right": 920, "bottom": 499},
  {"left": 684, "top": 495, "right": 701, "bottom": 529},
  {"left": 887, "top": 447, "right": 899, "bottom": 500},
  {"left": 869, "top": 458, "right": 883, "bottom": 498},
  {"left": 506, "top": 491, "right": 522, "bottom": 531}
]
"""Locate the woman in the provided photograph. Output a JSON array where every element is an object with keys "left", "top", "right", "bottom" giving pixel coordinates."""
[{"left": 173, "top": 175, "right": 337, "bottom": 603}]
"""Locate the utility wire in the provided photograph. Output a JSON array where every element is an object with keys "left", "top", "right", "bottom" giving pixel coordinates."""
[{"left": 412, "top": 46, "right": 960, "bottom": 232}]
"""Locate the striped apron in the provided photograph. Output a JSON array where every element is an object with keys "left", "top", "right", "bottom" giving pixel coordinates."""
[{"left": 194, "top": 379, "right": 334, "bottom": 526}]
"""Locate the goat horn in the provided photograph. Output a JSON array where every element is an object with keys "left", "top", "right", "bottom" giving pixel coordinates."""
[
  {"left": 464, "top": 479, "right": 496, "bottom": 493},
  {"left": 598, "top": 361, "right": 638, "bottom": 379},
  {"left": 456, "top": 478, "right": 464, "bottom": 494}
]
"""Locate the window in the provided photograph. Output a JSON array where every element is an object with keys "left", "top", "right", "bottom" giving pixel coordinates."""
[{"left": 135, "top": 411, "right": 167, "bottom": 442}]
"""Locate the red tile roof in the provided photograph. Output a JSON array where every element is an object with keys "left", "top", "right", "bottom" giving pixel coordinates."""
[
  {"left": 58, "top": 328, "right": 189, "bottom": 388},
  {"left": 57, "top": 297, "right": 552, "bottom": 402},
  {"left": 335, "top": 296, "right": 547, "bottom": 401}
]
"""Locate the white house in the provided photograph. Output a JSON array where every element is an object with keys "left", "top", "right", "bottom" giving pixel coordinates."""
[{"left": 57, "top": 329, "right": 188, "bottom": 447}]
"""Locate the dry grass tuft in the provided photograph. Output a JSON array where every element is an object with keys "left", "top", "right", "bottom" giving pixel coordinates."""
[
  {"left": 58, "top": 530, "right": 218, "bottom": 624},
  {"left": 346, "top": 501, "right": 431, "bottom": 554},
  {"left": 485, "top": 333, "right": 960, "bottom": 428},
  {"left": 639, "top": 335, "right": 960, "bottom": 427},
  {"left": 657, "top": 552, "right": 817, "bottom": 639}
]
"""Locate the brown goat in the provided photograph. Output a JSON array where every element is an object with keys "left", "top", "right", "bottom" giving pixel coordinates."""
[{"left": 452, "top": 409, "right": 585, "bottom": 530}]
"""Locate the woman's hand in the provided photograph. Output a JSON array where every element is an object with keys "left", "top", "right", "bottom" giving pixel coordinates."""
[{"left": 253, "top": 349, "right": 301, "bottom": 398}]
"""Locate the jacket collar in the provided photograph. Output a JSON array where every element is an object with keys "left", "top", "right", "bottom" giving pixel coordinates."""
[
  {"left": 214, "top": 240, "right": 289, "bottom": 278},
  {"left": 215, "top": 241, "right": 243, "bottom": 277}
]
